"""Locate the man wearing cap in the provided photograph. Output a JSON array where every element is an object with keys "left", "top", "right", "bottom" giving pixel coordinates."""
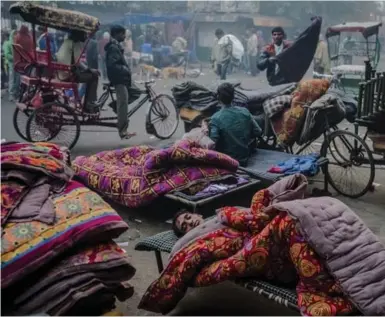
[{"left": 257, "top": 26, "right": 292, "bottom": 85}]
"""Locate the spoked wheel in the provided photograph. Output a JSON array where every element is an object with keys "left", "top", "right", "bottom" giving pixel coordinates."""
[
  {"left": 26, "top": 102, "right": 81, "bottom": 150},
  {"left": 321, "top": 130, "right": 375, "bottom": 198},
  {"left": 146, "top": 94, "right": 179, "bottom": 139},
  {"left": 13, "top": 85, "right": 38, "bottom": 141},
  {"left": 13, "top": 108, "right": 34, "bottom": 141}
]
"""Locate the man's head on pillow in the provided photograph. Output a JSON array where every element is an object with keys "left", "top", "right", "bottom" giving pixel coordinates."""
[{"left": 172, "top": 210, "right": 204, "bottom": 237}]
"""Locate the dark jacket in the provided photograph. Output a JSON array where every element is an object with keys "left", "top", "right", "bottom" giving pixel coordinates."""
[
  {"left": 257, "top": 41, "right": 291, "bottom": 86},
  {"left": 105, "top": 39, "right": 131, "bottom": 85}
]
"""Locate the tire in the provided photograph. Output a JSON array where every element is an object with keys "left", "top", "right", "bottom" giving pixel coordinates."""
[
  {"left": 13, "top": 108, "right": 34, "bottom": 141},
  {"left": 146, "top": 94, "right": 179, "bottom": 140},
  {"left": 321, "top": 130, "right": 375, "bottom": 198},
  {"left": 13, "top": 84, "right": 39, "bottom": 141},
  {"left": 26, "top": 102, "right": 81, "bottom": 150}
]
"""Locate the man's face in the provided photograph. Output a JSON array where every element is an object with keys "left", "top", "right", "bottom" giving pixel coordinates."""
[
  {"left": 272, "top": 32, "right": 284, "bottom": 45},
  {"left": 175, "top": 212, "right": 204, "bottom": 235},
  {"left": 116, "top": 31, "right": 126, "bottom": 43}
]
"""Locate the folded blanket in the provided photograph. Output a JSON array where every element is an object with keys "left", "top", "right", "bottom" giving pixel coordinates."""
[
  {"left": 72, "top": 140, "right": 238, "bottom": 208},
  {"left": 267, "top": 153, "right": 320, "bottom": 176},
  {"left": 8, "top": 242, "right": 135, "bottom": 315},
  {"left": 1, "top": 142, "right": 74, "bottom": 226},
  {"left": 139, "top": 174, "right": 385, "bottom": 315},
  {"left": 1, "top": 181, "right": 128, "bottom": 289}
]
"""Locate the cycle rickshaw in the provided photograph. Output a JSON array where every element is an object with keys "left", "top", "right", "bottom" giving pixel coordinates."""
[
  {"left": 318, "top": 21, "right": 383, "bottom": 97},
  {"left": 11, "top": 1, "right": 179, "bottom": 150}
]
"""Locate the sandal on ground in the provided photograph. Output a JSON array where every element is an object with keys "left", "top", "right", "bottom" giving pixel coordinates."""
[{"left": 119, "top": 132, "right": 137, "bottom": 140}]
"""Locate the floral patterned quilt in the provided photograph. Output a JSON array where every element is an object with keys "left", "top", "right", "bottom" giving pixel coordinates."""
[
  {"left": 72, "top": 140, "right": 239, "bottom": 208},
  {"left": 139, "top": 187, "right": 355, "bottom": 316}
]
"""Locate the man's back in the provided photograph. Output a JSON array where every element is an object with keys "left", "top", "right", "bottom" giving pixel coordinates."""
[{"left": 210, "top": 106, "right": 261, "bottom": 166}]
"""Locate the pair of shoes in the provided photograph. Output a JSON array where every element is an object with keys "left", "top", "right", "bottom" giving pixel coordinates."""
[{"left": 119, "top": 132, "right": 137, "bottom": 140}]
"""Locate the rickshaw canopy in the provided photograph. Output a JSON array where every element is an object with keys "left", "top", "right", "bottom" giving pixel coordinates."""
[
  {"left": 9, "top": 1, "right": 100, "bottom": 35},
  {"left": 326, "top": 22, "right": 382, "bottom": 38}
]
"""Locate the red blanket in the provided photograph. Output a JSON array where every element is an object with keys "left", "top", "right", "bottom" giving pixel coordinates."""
[{"left": 139, "top": 188, "right": 354, "bottom": 315}]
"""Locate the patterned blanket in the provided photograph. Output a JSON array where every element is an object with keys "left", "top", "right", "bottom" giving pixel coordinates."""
[
  {"left": 72, "top": 140, "right": 239, "bottom": 208},
  {"left": 271, "top": 79, "right": 330, "bottom": 146},
  {"left": 139, "top": 187, "right": 354, "bottom": 315},
  {"left": 1, "top": 181, "right": 128, "bottom": 289},
  {"left": 1, "top": 142, "right": 73, "bottom": 226}
]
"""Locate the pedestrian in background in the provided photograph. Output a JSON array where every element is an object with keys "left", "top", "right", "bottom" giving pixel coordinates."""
[
  {"left": 3, "top": 29, "right": 17, "bottom": 101},
  {"left": 247, "top": 27, "right": 259, "bottom": 76},
  {"left": 98, "top": 31, "right": 110, "bottom": 80}
]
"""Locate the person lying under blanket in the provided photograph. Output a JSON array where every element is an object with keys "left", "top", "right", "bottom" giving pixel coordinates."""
[{"left": 139, "top": 174, "right": 385, "bottom": 316}]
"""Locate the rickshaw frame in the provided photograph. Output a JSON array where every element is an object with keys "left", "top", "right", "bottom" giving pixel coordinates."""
[{"left": 10, "top": 1, "right": 179, "bottom": 150}]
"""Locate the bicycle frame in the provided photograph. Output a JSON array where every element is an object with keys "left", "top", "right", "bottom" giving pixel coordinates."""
[{"left": 78, "top": 84, "right": 155, "bottom": 128}]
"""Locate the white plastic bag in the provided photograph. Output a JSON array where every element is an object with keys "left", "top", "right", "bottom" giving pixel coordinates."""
[{"left": 218, "top": 34, "right": 244, "bottom": 60}]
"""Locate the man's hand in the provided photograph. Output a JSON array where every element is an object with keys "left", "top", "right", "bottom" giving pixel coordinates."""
[
  {"left": 90, "top": 69, "right": 99, "bottom": 77},
  {"left": 268, "top": 57, "right": 277, "bottom": 64}
]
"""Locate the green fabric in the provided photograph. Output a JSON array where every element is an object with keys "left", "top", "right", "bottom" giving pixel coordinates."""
[
  {"left": 3, "top": 30, "right": 16, "bottom": 66},
  {"left": 209, "top": 105, "right": 262, "bottom": 166}
]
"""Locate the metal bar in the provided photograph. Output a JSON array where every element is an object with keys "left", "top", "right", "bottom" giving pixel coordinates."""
[
  {"left": 357, "top": 83, "right": 364, "bottom": 119},
  {"left": 375, "top": 72, "right": 381, "bottom": 112},
  {"left": 155, "top": 250, "right": 164, "bottom": 273},
  {"left": 369, "top": 79, "right": 376, "bottom": 116}
]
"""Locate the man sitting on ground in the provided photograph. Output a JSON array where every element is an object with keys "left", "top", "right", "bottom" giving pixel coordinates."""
[{"left": 209, "top": 83, "right": 262, "bottom": 166}]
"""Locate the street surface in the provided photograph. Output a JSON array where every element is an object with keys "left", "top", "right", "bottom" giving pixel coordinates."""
[{"left": 1, "top": 65, "right": 385, "bottom": 315}]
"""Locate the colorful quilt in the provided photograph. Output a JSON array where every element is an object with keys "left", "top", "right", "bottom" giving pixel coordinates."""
[
  {"left": 1, "top": 181, "right": 128, "bottom": 289},
  {"left": 1, "top": 142, "right": 73, "bottom": 226},
  {"left": 271, "top": 79, "right": 330, "bottom": 146},
  {"left": 139, "top": 188, "right": 354, "bottom": 315},
  {"left": 72, "top": 140, "right": 239, "bottom": 208}
]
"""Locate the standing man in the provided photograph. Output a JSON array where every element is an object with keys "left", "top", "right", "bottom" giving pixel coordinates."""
[
  {"left": 98, "top": 32, "right": 110, "bottom": 80},
  {"left": 105, "top": 25, "right": 134, "bottom": 140},
  {"left": 247, "top": 27, "right": 259, "bottom": 76},
  {"left": 3, "top": 29, "right": 16, "bottom": 102},
  {"left": 214, "top": 29, "right": 232, "bottom": 80},
  {"left": 257, "top": 26, "right": 292, "bottom": 85}
]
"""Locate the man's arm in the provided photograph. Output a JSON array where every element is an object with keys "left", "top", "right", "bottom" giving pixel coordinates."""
[
  {"left": 208, "top": 118, "right": 220, "bottom": 146},
  {"left": 257, "top": 50, "right": 271, "bottom": 71},
  {"left": 106, "top": 46, "right": 130, "bottom": 76},
  {"left": 250, "top": 114, "right": 263, "bottom": 138}
]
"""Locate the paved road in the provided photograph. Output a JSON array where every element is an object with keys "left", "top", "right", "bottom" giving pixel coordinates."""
[{"left": 2, "top": 67, "right": 385, "bottom": 315}]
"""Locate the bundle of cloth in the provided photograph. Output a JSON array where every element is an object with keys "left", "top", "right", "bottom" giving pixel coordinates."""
[
  {"left": 139, "top": 174, "right": 385, "bottom": 315},
  {"left": 172, "top": 80, "right": 296, "bottom": 115},
  {"left": 72, "top": 139, "right": 239, "bottom": 208},
  {"left": 1, "top": 141, "right": 135, "bottom": 316},
  {"left": 262, "top": 78, "right": 356, "bottom": 147}
]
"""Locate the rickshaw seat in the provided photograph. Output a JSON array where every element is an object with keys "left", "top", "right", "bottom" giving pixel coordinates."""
[
  {"left": 20, "top": 75, "right": 40, "bottom": 86},
  {"left": 41, "top": 78, "right": 77, "bottom": 90}
]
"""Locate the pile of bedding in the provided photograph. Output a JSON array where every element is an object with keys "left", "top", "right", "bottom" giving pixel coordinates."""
[
  {"left": 72, "top": 139, "right": 239, "bottom": 208},
  {"left": 1, "top": 142, "right": 135, "bottom": 316},
  {"left": 263, "top": 78, "right": 356, "bottom": 146},
  {"left": 139, "top": 174, "right": 385, "bottom": 316}
]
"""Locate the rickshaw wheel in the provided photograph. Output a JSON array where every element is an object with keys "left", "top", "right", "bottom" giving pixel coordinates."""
[
  {"left": 321, "top": 130, "right": 375, "bottom": 198},
  {"left": 146, "top": 94, "right": 179, "bottom": 140},
  {"left": 13, "top": 108, "right": 34, "bottom": 141},
  {"left": 26, "top": 102, "right": 81, "bottom": 150},
  {"left": 13, "top": 84, "right": 38, "bottom": 141}
]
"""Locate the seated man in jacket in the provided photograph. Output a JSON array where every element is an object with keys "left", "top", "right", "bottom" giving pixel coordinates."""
[
  {"left": 56, "top": 30, "right": 99, "bottom": 113},
  {"left": 209, "top": 83, "right": 262, "bottom": 166},
  {"left": 257, "top": 26, "right": 292, "bottom": 86},
  {"left": 105, "top": 25, "right": 135, "bottom": 139}
]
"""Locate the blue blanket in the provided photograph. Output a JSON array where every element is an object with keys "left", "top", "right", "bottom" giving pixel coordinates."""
[{"left": 268, "top": 153, "right": 319, "bottom": 176}]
